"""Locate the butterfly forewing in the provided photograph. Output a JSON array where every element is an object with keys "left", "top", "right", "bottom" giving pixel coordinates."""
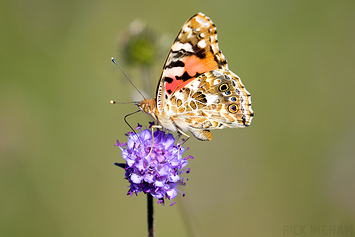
[{"left": 156, "top": 13, "right": 228, "bottom": 112}]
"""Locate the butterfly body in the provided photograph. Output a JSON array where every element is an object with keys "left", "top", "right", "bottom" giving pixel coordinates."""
[{"left": 136, "top": 13, "right": 253, "bottom": 141}]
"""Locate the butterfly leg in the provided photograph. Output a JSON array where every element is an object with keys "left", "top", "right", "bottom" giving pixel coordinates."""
[
  {"left": 176, "top": 129, "right": 190, "bottom": 158},
  {"left": 146, "top": 125, "right": 162, "bottom": 158}
]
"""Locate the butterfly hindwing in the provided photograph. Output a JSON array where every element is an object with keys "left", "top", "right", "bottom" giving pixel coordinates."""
[{"left": 166, "top": 69, "right": 253, "bottom": 140}]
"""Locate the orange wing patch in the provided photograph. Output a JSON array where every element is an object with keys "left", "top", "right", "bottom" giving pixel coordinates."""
[
  {"left": 174, "top": 53, "right": 219, "bottom": 93},
  {"left": 159, "top": 13, "right": 228, "bottom": 96}
]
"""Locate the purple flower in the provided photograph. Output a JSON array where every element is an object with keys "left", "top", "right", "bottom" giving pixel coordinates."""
[{"left": 114, "top": 124, "right": 193, "bottom": 206}]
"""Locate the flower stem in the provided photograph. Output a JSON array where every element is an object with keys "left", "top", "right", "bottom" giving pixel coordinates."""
[{"left": 147, "top": 194, "right": 154, "bottom": 237}]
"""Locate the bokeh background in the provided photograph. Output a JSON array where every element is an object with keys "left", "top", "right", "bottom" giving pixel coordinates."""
[{"left": 1, "top": 0, "right": 355, "bottom": 236}]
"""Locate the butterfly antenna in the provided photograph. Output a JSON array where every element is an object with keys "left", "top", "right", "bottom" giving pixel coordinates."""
[
  {"left": 111, "top": 57, "right": 146, "bottom": 100},
  {"left": 124, "top": 109, "right": 141, "bottom": 138},
  {"left": 109, "top": 100, "right": 137, "bottom": 105}
]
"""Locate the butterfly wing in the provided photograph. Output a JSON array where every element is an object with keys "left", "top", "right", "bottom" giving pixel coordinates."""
[
  {"left": 169, "top": 69, "right": 254, "bottom": 140},
  {"left": 156, "top": 12, "right": 228, "bottom": 112},
  {"left": 149, "top": 13, "right": 253, "bottom": 141}
]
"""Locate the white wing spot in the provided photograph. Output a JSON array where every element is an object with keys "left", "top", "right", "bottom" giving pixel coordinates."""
[
  {"left": 182, "top": 26, "right": 193, "bottom": 39},
  {"left": 213, "top": 79, "right": 222, "bottom": 85},
  {"left": 195, "top": 16, "right": 211, "bottom": 28},
  {"left": 165, "top": 66, "right": 185, "bottom": 78},
  {"left": 206, "top": 94, "right": 219, "bottom": 105},
  {"left": 212, "top": 70, "right": 223, "bottom": 77},
  {"left": 189, "top": 80, "right": 201, "bottom": 90},
  {"left": 197, "top": 40, "right": 207, "bottom": 48},
  {"left": 172, "top": 42, "right": 193, "bottom": 52}
]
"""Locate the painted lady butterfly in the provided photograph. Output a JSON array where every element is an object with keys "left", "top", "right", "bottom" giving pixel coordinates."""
[{"left": 136, "top": 13, "right": 254, "bottom": 141}]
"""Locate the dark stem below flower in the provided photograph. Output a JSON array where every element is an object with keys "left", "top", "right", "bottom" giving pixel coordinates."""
[{"left": 147, "top": 194, "right": 154, "bottom": 237}]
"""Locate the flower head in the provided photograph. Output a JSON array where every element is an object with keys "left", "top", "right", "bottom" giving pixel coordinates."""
[{"left": 114, "top": 124, "right": 193, "bottom": 206}]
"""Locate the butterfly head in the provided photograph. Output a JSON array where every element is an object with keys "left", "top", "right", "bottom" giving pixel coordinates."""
[{"left": 136, "top": 99, "right": 158, "bottom": 120}]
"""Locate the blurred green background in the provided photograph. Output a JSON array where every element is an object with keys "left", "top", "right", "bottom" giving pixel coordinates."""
[{"left": 1, "top": 0, "right": 355, "bottom": 236}]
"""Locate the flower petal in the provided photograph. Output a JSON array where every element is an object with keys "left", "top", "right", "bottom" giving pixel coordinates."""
[
  {"left": 140, "top": 129, "right": 152, "bottom": 141},
  {"left": 168, "top": 173, "right": 180, "bottom": 183},
  {"left": 166, "top": 188, "right": 177, "bottom": 200},
  {"left": 163, "top": 133, "right": 175, "bottom": 149},
  {"left": 131, "top": 173, "right": 143, "bottom": 183},
  {"left": 144, "top": 173, "right": 155, "bottom": 183}
]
